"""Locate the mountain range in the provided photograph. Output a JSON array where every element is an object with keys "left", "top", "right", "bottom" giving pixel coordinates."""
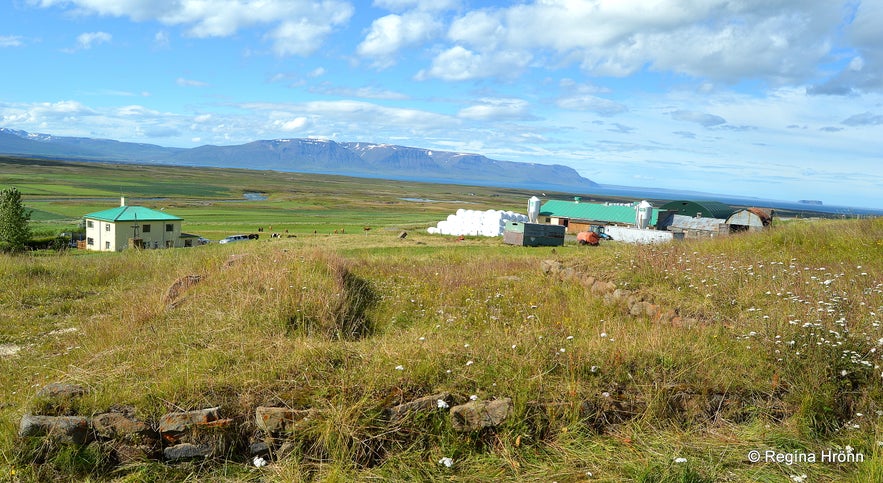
[{"left": 0, "top": 128, "right": 597, "bottom": 191}]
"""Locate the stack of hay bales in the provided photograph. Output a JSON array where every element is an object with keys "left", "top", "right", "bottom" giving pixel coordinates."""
[{"left": 427, "top": 209, "right": 528, "bottom": 237}]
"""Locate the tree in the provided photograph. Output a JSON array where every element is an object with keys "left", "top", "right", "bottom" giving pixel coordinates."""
[{"left": 0, "top": 187, "right": 32, "bottom": 252}]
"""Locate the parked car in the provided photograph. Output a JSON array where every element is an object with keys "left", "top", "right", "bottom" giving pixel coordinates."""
[
  {"left": 219, "top": 234, "right": 250, "bottom": 244},
  {"left": 196, "top": 237, "right": 211, "bottom": 245}
]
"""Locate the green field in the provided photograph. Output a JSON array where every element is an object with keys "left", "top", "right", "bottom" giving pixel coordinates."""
[{"left": 2, "top": 157, "right": 882, "bottom": 482}]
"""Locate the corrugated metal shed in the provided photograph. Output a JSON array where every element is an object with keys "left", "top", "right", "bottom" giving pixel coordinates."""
[
  {"left": 659, "top": 214, "right": 729, "bottom": 239},
  {"left": 658, "top": 200, "right": 735, "bottom": 220},
  {"left": 84, "top": 206, "right": 183, "bottom": 222},
  {"left": 539, "top": 200, "right": 659, "bottom": 225},
  {"left": 664, "top": 214, "right": 727, "bottom": 231}
]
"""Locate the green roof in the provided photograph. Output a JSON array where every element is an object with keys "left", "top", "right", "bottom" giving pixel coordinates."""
[
  {"left": 540, "top": 200, "right": 659, "bottom": 225},
  {"left": 84, "top": 205, "right": 182, "bottom": 222},
  {"left": 658, "top": 200, "right": 735, "bottom": 219}
]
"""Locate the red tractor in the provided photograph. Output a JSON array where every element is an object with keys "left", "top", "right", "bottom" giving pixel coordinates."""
[
  {"left": 577, "top": 225, "right": 610, "bottom": 246},
  {"left": 577, "top": 231, "right": 600, "bottom": 246}
]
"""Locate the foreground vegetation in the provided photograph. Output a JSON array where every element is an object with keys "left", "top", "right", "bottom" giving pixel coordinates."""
[{"left": 1, "top": 158, "right": 882, "bottom": 482}]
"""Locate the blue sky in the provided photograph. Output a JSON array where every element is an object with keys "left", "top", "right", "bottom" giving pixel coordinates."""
[{"left": 2, "top": 0, "right": 882, "bottom": 209}]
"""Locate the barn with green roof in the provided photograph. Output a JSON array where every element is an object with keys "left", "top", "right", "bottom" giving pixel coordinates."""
[
  {"left": 83, "top": 198, "right": 188, "bottom": 251},
  {"left": 657, "top": 200, "right": 736, "bottom": 220},
  {"left": 539, "top": 198, "right": 661, "bottom": 233}
]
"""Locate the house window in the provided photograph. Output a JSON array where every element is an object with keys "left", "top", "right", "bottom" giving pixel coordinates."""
[
  {"left": 166, "top": 223, "right": 174, "bottom": 232},
  {"left": 142, "top": 224, "right": 151, "bottom": 233},
  {"left": 87, "top": 237, "right": 94, "bottom": 246},
  {"left": 87, "top": 220, "right": 93, "bottom": 228},
  {"left": 105, "top": 224, "right": 111, "bottom": 231},
  {"left": 105, "top": 241, "right": 110, "bottom": 249}
]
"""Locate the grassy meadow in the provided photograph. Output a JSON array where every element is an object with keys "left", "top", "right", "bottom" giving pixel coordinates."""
[{"left": 1, "top": 157, "right": 882, "bottom": 482}]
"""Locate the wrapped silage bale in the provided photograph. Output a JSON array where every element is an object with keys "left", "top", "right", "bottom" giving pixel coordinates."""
[{"left": 426, "top": 207, "right": 529, "bottom": 237}]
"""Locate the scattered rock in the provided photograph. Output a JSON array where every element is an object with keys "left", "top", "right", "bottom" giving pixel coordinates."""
[
  {"left": 36, "top": 382, "right": 86, "bottom": 400},
  {"left": 158, "top": 407, "right": 233, "bottom": 451},
  {"left": 249, "top": 441, "right": 270, "bottom": 457},
  {"left": 109, "top": 441, "right": 156, "bottom": 464},
  {"left": 540, "top": 259, "right": 562, "bottom": 274},
  {"left": 591, "top": 280, "right": 616, "bottom": 295},
  {"left": 388, "top": 393, "right": 450, "bottom": 422},
  {"left": 0, "top": 343, "right": 21, "bottom": 357},
  {"left": 19, "top": 414, "right": 90, "bottom": 445},
  {"left": 159, "top": 407, "right": 222, "bottom": 436},
  {"left": 255, "top": 407, "right": 317, "bottom": 435},
  {"left": 92, "top": 412, "right": 151, "bottom": 439},
  {"left": 450, "top": 398, "right": 512, "bottom": 432},
  {"left": 163, "top": 274, "right": 203, "bottom": 306},
  {"left": 163, "top": 443, "right": 213, "bottom": 461}
]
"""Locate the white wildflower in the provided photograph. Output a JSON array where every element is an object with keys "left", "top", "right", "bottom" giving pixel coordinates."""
[
  {"left": 674, "top": 457, "right": 687, "bottom": 463},
  {"left": 469, "top": 394, "right": 478, "bottom": 401},
  {"left": 438, "top": 457, "right": 453, "bottom": 468},
  {"left": 437, "top": 399, "right": 449, "bottom": 409},
  {"left": 466, "top": 360, "right": 474, "bottom": 366},
  {"left": 253, "top": 456, "right": 268, "bottom": 467},
  {"left": 395, "top": 365, "right": 404, "bottom": 371}
]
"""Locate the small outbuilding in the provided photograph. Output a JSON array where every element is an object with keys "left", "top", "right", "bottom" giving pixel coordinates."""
[
  {"left": 503, "top": 221, "right": 565, "bottom": 247},
  {"left": 83, "top": 198, "right": 185, "bottom": 251},
  {"left": 726, "top": 208, "right": 773, "bottom": 232},
  {"left": 659, "top": 214, "right": 729, "bottom": 240}
]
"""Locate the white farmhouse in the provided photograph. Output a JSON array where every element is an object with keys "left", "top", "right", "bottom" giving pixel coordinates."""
[{"left": 83, "top": 198, "right": 187, "bottom": 251}]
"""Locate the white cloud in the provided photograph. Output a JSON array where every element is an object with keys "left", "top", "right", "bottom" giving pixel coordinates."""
[
  {"left": 154, "top": 30, "right": 170, "bottom": 48},
  {"left": 76, "top": 31, "right": 111, "bottom": 50},
  {"left": 275, "top": 117, "right": 309, "bottom": 131},
  {"left": 176, "top": 77, "right": 209, "bottom": 87},
  {"left": 0, "top": 35, "right": 24, "bottom": 47},
  {"left": 417, "top": 46, "right": 531, "bottom": 81},
  {"left": 557, "top": 95, "right": 627, "bottom": 116},
  {"left": 372, "top": 0, "right": 459, "bottom": 12},
  {"left": 458, "top": 98, "right": 531, "bottom": 121},
  {"left": 434, "top": 0, "right": 842, "bottom": 84},
  {"left": 357, "top": 11, "right": 443, "bottom": 67},
  {"left": 33, "top": 0, "right": 354, "bottom": 57},
  {"left": 669, "top": 109, "right": 727, "bottom": 127}
]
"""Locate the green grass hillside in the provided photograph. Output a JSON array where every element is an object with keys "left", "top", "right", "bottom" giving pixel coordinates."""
[{"left": 1, "top": 158, "right": 882, "bottom": 482}]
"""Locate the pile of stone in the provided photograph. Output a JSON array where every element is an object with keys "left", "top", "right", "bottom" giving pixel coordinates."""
[{"left": 18, "top": 382, "right": 513, "bottom": 468}]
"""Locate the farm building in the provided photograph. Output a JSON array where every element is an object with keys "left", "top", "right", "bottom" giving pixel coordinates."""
[
  {"left": 658, "top": 214, "right": 730, "bottom": 240},
  {"left": 539, "top": 198, "right": 661, "bottom": 233},
  {"left": 658, "top": 200, "right": 736, "bottom": 220},
  {"left": 727, "top": 208, "right": 773, "bottom": 232},
  {"left": 83, "top": 198, "right": 188, "bottom": 251}
]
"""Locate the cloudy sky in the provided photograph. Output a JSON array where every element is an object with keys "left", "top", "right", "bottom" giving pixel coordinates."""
[{"left": 2, "top": 0, "right": 882, "bottom": 209}]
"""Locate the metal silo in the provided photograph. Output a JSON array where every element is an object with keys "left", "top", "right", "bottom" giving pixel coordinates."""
[
  {"left": 635, "top": 200, "right": 654, "bottom": 229},
  {"left": 528, "top": 196, "right": 541, "bottom": 223}
]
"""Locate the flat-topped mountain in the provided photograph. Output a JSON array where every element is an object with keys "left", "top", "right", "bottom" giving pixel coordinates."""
[{"left": 0, "top": 128, "right": 597, "bottom": 191}]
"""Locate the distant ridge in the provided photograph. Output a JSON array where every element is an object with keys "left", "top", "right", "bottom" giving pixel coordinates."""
[{"left": 0, "top": 128, "right": 597, "bottom": 191}]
